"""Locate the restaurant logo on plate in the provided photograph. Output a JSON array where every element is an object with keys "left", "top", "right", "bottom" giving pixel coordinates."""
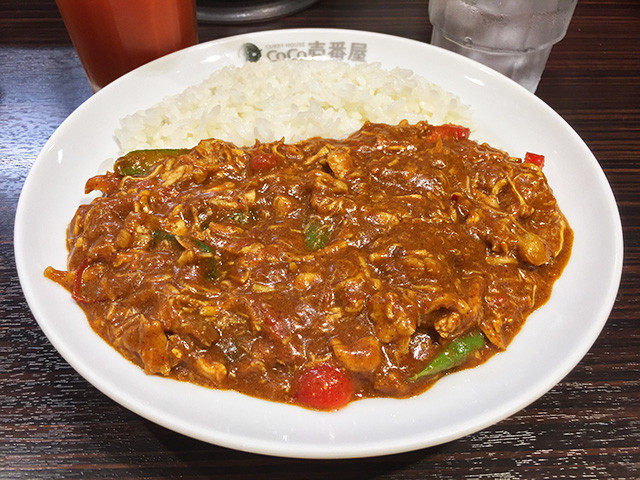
[{"left": 240, "top": 40, "right": 369, "bottom": 63}]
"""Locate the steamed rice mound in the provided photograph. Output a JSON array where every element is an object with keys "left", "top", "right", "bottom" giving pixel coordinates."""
[{"left": 115, "top": 59, "right": 470, "bottom": 153}]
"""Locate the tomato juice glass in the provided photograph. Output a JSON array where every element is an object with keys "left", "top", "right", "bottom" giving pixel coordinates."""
[{"left": 56, "top": 0, "right": 198, "bottom": 92}]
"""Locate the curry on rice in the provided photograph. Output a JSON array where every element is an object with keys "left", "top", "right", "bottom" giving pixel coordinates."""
[{"left": 45, "top": 120, "right": 572, "bottom": 410}]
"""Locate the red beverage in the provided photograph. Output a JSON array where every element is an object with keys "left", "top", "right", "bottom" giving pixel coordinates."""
[{"left": 56, "top": 0, "right": 198, "bottom": 92}]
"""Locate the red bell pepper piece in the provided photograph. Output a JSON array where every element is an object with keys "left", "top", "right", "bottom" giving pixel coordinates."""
[
  {"left": 71, "top": 258, "right": 91, "bottom": 304},
  {"left": 426, "top": 124, "right": 471, "bottom": 143},
  {"left": 524, "top": 152, "right": 545, "bottom": 168}
]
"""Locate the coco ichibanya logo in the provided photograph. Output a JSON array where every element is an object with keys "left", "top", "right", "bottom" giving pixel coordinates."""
[{"left": 240, "top": 41, "right": 368, "bottom": 63}]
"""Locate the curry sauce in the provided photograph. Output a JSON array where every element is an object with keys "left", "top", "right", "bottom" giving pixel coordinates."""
[{"left": 45, "top": 121, "right": 572, "bottom": 409}]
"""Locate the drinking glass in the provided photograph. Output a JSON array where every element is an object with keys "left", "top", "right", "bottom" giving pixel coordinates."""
[
  {"left": 56, "top": 0, "right": 199, "bottom": 92},
  {"left": 428, "top": 0, "right": 577, "bottom": 92}
]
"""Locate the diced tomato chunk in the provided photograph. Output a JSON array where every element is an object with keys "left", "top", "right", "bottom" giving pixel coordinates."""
[
  {"left": 246, "top": 301, "right": 292, "bottom": 341},
  {"left": 524, "top": 152, "right": 545, "bottom": 168},
  {"left": 250, "top": 152, "right": 279, "bottom": 171},
  {"left": 426, "top": 124, "right": 471, "bottom": 143},
  {"left": 295, "top": 363, "right": 354, "bottom": 410}
]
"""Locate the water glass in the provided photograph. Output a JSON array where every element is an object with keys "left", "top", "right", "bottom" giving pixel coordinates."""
[{"left": 428, "top": 0, "right": 578, "bottom": 92}]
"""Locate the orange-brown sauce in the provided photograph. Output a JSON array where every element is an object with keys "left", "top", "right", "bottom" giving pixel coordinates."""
[{"left": 45, "top": 121, "right": 572, "bottom": 409}]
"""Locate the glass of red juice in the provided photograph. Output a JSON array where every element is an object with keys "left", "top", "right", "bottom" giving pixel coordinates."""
[{"left": 56, "top": 0, "right": 198, "bottom": 92}]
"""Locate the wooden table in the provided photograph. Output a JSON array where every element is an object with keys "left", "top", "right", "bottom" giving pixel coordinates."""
[{"left": 1, "top": 1, "right": 639, "bottom": 478}]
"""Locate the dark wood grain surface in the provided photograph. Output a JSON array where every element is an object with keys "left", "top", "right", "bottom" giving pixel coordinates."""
[{"left": 1, "top": 1, "right": 639, "bottom": 478}]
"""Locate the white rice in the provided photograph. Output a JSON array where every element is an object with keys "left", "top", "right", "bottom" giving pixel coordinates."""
[{"left": 115, "top": 59, "right": 470, "bottom": 153}]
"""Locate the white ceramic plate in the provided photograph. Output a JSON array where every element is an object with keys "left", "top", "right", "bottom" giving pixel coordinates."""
[{"left": 15, "top": 29, "right": 623, "bottom": 459}]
